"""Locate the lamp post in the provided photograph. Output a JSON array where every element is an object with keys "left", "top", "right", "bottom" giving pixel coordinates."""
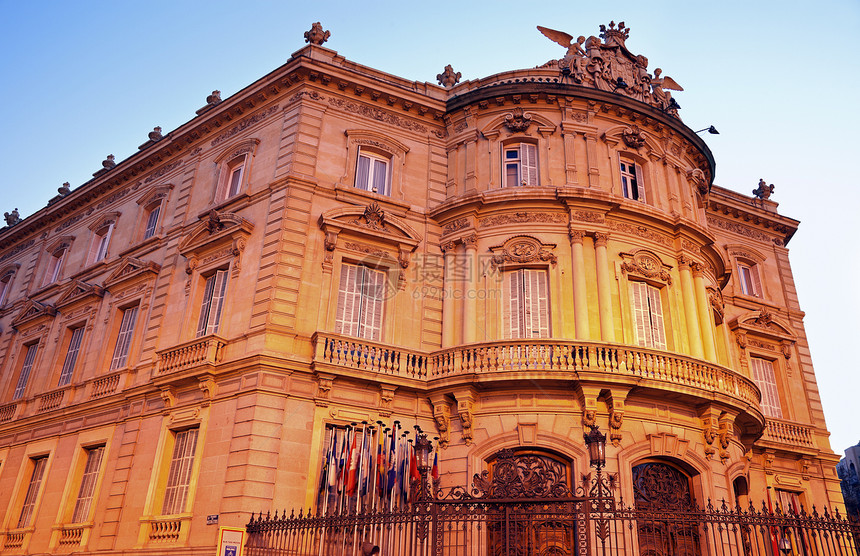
[
  {"left": 583, "top": 425, "right": 610, "bottom": 556},
  {"left": 583, "top": 424, "right": 607, "bottom": 472},
  {"left": 414, "top": 431, "right": 433, "bottom": 502}
]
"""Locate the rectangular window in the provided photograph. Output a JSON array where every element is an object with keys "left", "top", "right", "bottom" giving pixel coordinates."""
[
  {"left": 620, "top": 159, "right": 646, "bottom": 202},
  {"left": 109, "top": 306, "right": 139, "bottom": 371},
  {"left": 18, "top": 456, "right": 48, "bottom": 528},
  {"left": 71, "top": 446, "right": 105, "bottom": 523},
  {"left": 227, "top": 165, "right": 244, "bottom": 198},
  {"left": 196, "top": 270, "right": 228, "bottom": 337},
  {"left": 750, "top": 357, "right": 783, "bottom": 418},
  {"left": 58, "top": 327, "right": 85, "bottom": 387},
  {"left": 504, "top": 269, "right": 550, "bottom": 339},
  {"left": 143, "top": 205, "right": 161, "bottom": 240},
  {"left": 162, "top": 428, "right": 199, "bottom": 515},
  {"left": 0, "top": 274, "right": 12, "bottom": 306},
  {"left": 44, "top": 249, "right": 67, "bottom": 285},
  {"left": 737, "top": 262, "right": 762, "bottom": 297},
  {"left": 630, "top": 282, "right": 666, "bottom": 349},
  {"left": 775, "top": 489, "right": 800, "bottom": 514},
  {"left": 335, "top": 263, "right": 386, "bottom": 341},
  {"left": 504, "top": 143, "right": 538, "bottom": 187},
  {"left": 355, "top": 150, "right": 390, "bottom": 195},
  {"left": 89, "top": 225, "right": 114, "bottom": 264},
  {"left": 13, "top": 344, "right": 39, "bottom": 400}
]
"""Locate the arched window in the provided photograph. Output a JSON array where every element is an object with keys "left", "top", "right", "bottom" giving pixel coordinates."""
[{"left": 632, "top": 460, "right": 701, "bottom": 556}]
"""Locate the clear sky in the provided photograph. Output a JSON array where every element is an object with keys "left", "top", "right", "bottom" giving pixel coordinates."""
[{"left": 1, "top": 1, "right": 858, "bottom": 455}]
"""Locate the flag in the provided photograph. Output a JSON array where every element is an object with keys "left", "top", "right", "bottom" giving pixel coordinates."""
[
  {"left": 410, "top": 443, "right": 420, "bottom": 482},
  {"left": 346, "top": 427, "right": 362, "bottom": 496},
  {"left": 387, "top": 424, "right": 398, "bottom": 498},
  {"left": 377, "top": 428, "right": 386, "bottom": 497},
  {"left": 431, "top": 449, "right": 439, "bottom": 481},
  {"left": 328, "top": 429, "right": 340, "bottom": 489},
  {"left": 338, "top": 427, "right": 351, "bottom": 494}
]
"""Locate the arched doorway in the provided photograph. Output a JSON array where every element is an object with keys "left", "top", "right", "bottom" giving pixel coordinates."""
[{"left": 632, "top": 460, "right": 701, "bottom": 556}]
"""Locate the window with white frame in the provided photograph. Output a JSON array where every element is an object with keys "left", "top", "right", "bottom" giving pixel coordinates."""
[
  {"left": 355, "top": 149, "right": 391, "bottom": 195},
  {"left": 750, "top": 357, "right": 783, "bottom": 418},
  {"left": 142, "top": 203, "right": 161, "bottom": 240},
  {"left": 18, "top": 456, "right": 48, "bottom": 528},
  {"left": 504, "top": 269, "right": 551, "bottom": 339},
  {"left": 737, "top": 260, "right": 763, "bottom": 297},
  {"left": 0, "top": 271, "right": 12, "bottom": 306},
  {"left": 216, "top": 155, "right": 247, "bottom": 202},
  {"left": 630, "top": 281, "right": 666, "bottom": 349},
  {"left": 504, "top": 143, "right": 538, "bottom": 187},
  {"left": 335, "top": 263, "right": 387, "bottom": 341},
  {"left": 161, "top": 428, "right": 199, "bottom": 515},
  {"left": 58, "top": 327, "right": 85, "bottom": 387},
  {"left": 196, "top": 270, "right": 228, "bottom": 337},
  {"left": 88, "top": 224, "right": 114, "bottom": 264},
  {"left": 109, "top": 306, "right": 139, "bottom": 370},
  {"left": 44, "top": 247, "right": 67, "bottom": 286},
  {"left": 70, "top": 445, "right": 105, "bottom": 523},
  {"left": 13, "top": 343, "right": 39, "bottom": 400},
  {"left": 620, "top": 158, "right": 646, "bottom": 202}
]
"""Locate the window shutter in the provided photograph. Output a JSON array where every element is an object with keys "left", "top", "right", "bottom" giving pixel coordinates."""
[
  {"left": 522, "top": 269, "right": 550, "bottom": 338},
  {"left": 18, "top": 457, "right": 48, "bottom": 528},
  {"left": 751, "top": 265, "right": 763, "bottom": 297},
  {"left": 335, "top": 264, "right": 362, "bottom": 337},
  {"left": 58, "top": 327, "right": 85, "bottom": 386},
  {"left": 144, "top": 205, "right": 160, "bottom": 239},
  {"left": 95, "top": 225, "right": 113, "bottom": 262},
  {"left": 110, "top": 306, "right": 139, "bottom": 370},
  {"left": 750, "top": 358, "right": 782, "bottom": 418},
  {"left": 630, "top": 282, "right": 650, "bottom": 347},
  {"left": 356, "top": 154, "right": 371, "bottom": 191},
  {"left": 505, "top": 271, "right": 522, "bottom": 338},
  {"left": 359, "top": 267, "right": 386, "bottom": 341},
  {"left": 521, "top": 144, "right": 539, "bottom": 186},
  {"left": 646, "top": 285, "right": 666, "bottom": 349},
  {"left": 634, "top": 162, "right": 646, "bottom": 202},
  {"left": 196, "top": 274, "right": 217, "bottom": 337},
  {"left": 204, "top": 270, "right": 228, "bottom": 335},
  {"left": 13, "top": 344, "right": 38, "bottom": 399},
  {"left": 228, "top": 165, "right": 244, "bottom": 197},
  {"left": 71, "top": 446, "right": 105, "bottom": 523},
  {"left": 162, "top": 428, "right": 199, "bottom": 515}
]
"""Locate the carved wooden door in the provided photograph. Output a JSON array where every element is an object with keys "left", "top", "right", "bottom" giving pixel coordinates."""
[{"left": 632, "top": 462, "right": 701, "bottom": 556}]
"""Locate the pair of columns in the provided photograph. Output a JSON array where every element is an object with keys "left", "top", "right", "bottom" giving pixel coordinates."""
[
  {"left": 678, "top": 257, "right": 718, "bottom": 361},
  {"left": 569, "top": 231, "right": 614, "bottom": 342},
  {"left": 441, "top": 237, "right": 479, "bottom": 348}
]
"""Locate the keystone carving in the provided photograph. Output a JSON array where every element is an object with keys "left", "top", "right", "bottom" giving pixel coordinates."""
[
  {"left": 621, "top": 125, "right": 646, "bottom": 149},
  {"left": 504, "top": 107, "right": 533, "bottom": 132}
]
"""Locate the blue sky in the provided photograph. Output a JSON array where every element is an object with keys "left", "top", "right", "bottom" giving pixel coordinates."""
[{"left": 1, "top": 1, "right": 858, "bottom": 454}]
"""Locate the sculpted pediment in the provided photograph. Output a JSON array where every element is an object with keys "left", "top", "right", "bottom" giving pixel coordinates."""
[
  {"left": 729, "top": 309, "right": 795, "bottom": 342},
  {"left": 55, "top": 280, "right": 105, "bottom": 310},
  {"left": 104, "top": 257, "right": 161, "bottom": 291},
  {"left": 11, "top": 299, "right": 56, "bottom": 329},
  {"left": 179, "top": 210, "right": 254, "bottom": 257}
]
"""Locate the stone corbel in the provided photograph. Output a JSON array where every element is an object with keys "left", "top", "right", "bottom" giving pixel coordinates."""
[
  {"left": 799, "top": 457, "right": 811, "bottom": 480},
  {"left": 429, "top": 394, "right": 451, "bottom": 449},
  {"left": 379, "top": 384, "right": 397, "bottom": 418},
  {"left": 323, "top": 230, "right": 338, "bottom": 272},
  {"left": 160, "top": 387, "right": 176, "bottom": 409},
  {"left": 735, "top": 331, "right": 747, "bottom": 351},
  {"left": 578, "top": 384, "right": 601, "bottom": 429},
  {"left": 314, "top": 372, "right": 335, "bottom": 408},
  {"left": 763, "top": 451, "right": 775, "bottom": 475},
  {"left": 698, "top": 406, "right": 720, "bottom": 460},
  {"left": 718, "top": 413, "right": 735, "bottom": 465},
  {"left": 453, "top": 389, "right": 476, "bottom": 445},
  {"left": 604, "top": 387, "right": 629, "bottom": 447},
  {"left": 198, "top": 375, "right": 217, "bottom": 403}
]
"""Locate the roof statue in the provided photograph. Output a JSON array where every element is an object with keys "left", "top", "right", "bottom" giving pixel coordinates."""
[
  {"left": 538, "top": 21, "right": 684, "bottom": 117},
  {"left": 753, "top": 179, "right": 775, "bottom": 200}
]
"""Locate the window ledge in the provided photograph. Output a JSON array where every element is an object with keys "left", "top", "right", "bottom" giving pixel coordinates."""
[{"left": 118, "top": 234, "right": 163, "bottom": 258}]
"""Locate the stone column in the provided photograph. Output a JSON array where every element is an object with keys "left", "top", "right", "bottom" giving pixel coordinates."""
[
  {"left": 692, "top": 263, "right": 717, "bottom": 362},
  {"left": 462, "top": 234, "right": 478, "bottom": 344},
  {"left": 441, "top": 241, "right": 458, "bottom": 348},
  {"left": 678, "top": 257, "right": 704, "bottom": 359},
  {"left": 594, "top": 232, "right": 615, "bottom": 342},
  {"left": 569, "top": 230, "right": 590, "bottom": 339}
]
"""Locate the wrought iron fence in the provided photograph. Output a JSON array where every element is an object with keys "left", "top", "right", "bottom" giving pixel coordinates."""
[{"left": 246, "top": 450, "right": 860, "bottom": 556}]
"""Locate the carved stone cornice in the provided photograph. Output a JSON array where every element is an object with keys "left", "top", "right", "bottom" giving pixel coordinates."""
[{"left": 11, "top": 299, "right": 56, "bottom": 330}]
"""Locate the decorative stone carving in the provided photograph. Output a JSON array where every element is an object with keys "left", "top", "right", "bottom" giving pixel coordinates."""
[
  {"left": 148, "top": 126, "right": 163, "bottom": 141},
  {"left": 315, "top": 373, "right": 335, "bottom": 408},
  {"left": 206, "top": 90, "right": 221, "bottom": 105},
  {"left": 351, "top": 202, "right": 386, "bottom": 231},
  {"left": 480, "top": 212, "right": 567, "bottom": 228},
  {"left": 609, "top": 409, "right": 624, "bottom": 447},
  {"left": 431, "top": 401, "right": 451, "bottom": 448},
  {"left": 570, "top": 210, "right": 605, "bottom": 224},
  {"left": 621, "top": 125, "right": 646, "bottom": 149},
  {"left": 490, "top": 236, "right": 557, "bottom": 268},
  {"left": 457, "top": 399, "right": 474, "bottom": 445},
  {"left": 3, "top": 208, "right": 20, "bottom": 227},
  {"left": 102, "top": 154, "right": 116, "bottom": 170},
  {"left": 160, "top": 387, "right": 176, "bottom": 409},
  {"left": 538, "top": 22, "right": 683, "bottom": 117},
  {"left": 304, "top": 22, "right": 330, "bottom": 45},
  {"left": 57, "top": 182, "right": 71, "bottom": 196},
  {"left": 707, "top": 287, "right": 724, "bottom": 320},
  {"left": 582, "top": 410, "right": 596, "bottom": 428},
  {"left": 718, "top": 418, "right": 732, "bottom": 464},
  {"left": 436, "top": 64, "right": 461, "bottom": 88},
  {"left": 199, "top": 376, "right": 217, "bottom": 402},
  {"left": 504, "top": 107, "right": 533, "bottom": 132},
  {"left": 752, "top": 179, "right": 774, "bottom": 200},
  {"left": 764, "top": 452, "right": 775, "bottom": 475},
  {"left": 687, "top": 168, "right": 708, "bottom": 196},
  {"left": 621, "top": 251, "right": 671, "bottom": 284},
  {"left": 781, "top": 340, "right": 793, "bottom": 360},
  {"left": 379, "top": 384, "right": 397, "bottom": 418},
  {"left": 699, "top": 409, "right": 720, "bottom": 460},
  {"left": 800, "top": 458, "right": 811, "bottom": 480},
  {"left": 735, "top": 331, "right": 747, "bottom": 350}
]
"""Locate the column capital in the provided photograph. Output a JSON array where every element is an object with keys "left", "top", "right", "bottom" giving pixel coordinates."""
[
  {"left": 461, "top": 233, "right": 478, "bottom": 250},
  {"left": 440, "top": 241, "right": 458, "bottom": 253},
  {"left": 691, "top": 262, "right": 704, "bottom": 277},
  {"left": 593, "top": 232, "right": 609, "bottom": 247},
  {"left": 677, "top": 255, "right": 692, "bottom": 270},
  {"left": 569, "top": 229, "right": 586, "bottom": 243}
]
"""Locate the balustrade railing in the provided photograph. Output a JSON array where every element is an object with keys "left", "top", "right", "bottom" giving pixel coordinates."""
[
  {"left": 57, "top": 524, "right": 87, "bottom": 546},
  {"left": 37, "top": 390, "right": 64, "bottom": 413},
  {"left": 762, "top": 418, "right": 815, "bottom": 447},
  {"left": 0, "top": 402, "right": 17, "bottom": 423},
  {"left": 313, "top": 333, "right": 760, "bottom": 406},
  {"left": 90, "top": 373, "right": 121, "bottom": 399},
  {"left": 147, "top": 517, "right": 183, "bottom": 543},
  {"left": 155, "top": 335, "right": 226, "bottom": 376}
]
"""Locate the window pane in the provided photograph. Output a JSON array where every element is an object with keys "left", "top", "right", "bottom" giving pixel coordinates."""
[
  {"left": 162, "top": 428, "right": 199, "bottom": 515},
  {"left": 71, "top": 446, "right": 105, "bottom": 523},
  {"left": 110, "top": 307, "right": 139, "bottom": 370},
  {"left": 372, "top": 159, "right": 388, "bottom": 194},
  {"left": 505, "top": 163, "right": 519, "bottom": 187},
  {"left": 228, "top": 166, "right": 243, "bottom": 197},
  {"left": 143, "top": 205, "right": 160, "bottom": 239},
  {"left": 751, "top": 357, "right": 782, "bottom": 418},
  {"left": 355, "top": 155, "right": 371, "bottom": 191},
  {"left": 58, "top": 327, "right": 85, "bottom": 386},
  {"left": 13, "top": 344, "right": 39, "bottom": 399},
  {"left": 18, "top": 457, "right": 48, "bottom": 528}
]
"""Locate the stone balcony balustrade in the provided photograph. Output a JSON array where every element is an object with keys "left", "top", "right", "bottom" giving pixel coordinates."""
[
  {"left": 155, "top": 335, "right": 226, "bottom": 377},
  {"left": 312, "top": 332, "right": 763, "bottom": 418}
]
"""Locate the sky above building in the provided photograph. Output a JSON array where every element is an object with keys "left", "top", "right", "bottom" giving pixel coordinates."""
[{"left": 1, "top": 1, "right": 857, "bottom": 455}]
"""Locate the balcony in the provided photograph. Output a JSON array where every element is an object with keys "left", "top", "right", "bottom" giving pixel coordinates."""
[
  {"left": 155, "top": 335, "right": 226, "bottom": 377},
  {"left": 312, "top": 332, "right": 762, "bottom": 413},
  {"left": 760, "top": 418, "right": 816, "bottom": 450}
]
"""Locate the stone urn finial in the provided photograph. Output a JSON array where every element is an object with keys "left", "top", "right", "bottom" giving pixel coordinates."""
[
  {"left": 3, "top": 208, "right": 20, "bottom": 227},
  {"left": 304, "top": 22, "right": 330, "bottom": 45},
  {"left": 58, "top": 182, "right": 71, "bottom": 196},
  {"left": 206, "top": 90, "right": 222, "bottom": 106},
  {"left": 752, "top": 178, "right": 774, "bottom": 200},
  {"left": 148, "top": 126, "right": 163, "bottom": 141},
  {"left": 102, "top": 154, "right": 116, "bottom": 170},
  {"left": 436, "top": 65, "right": 461, "bottom": 88}
]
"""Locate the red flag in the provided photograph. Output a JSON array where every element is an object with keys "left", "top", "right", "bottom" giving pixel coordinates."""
[
  {"left": 346, "top": 430, "right": 360, "bottom": 496},
  {"left": 410, "top": 443, "right": 420, "bottom": 482},
  {"left": 431, "top": 450, "right": 439, "bottom": 481}
]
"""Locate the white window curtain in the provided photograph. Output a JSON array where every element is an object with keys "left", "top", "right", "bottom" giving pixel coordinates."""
[{"left": 162, "top": 428, "right": 199, "bottom": 515}]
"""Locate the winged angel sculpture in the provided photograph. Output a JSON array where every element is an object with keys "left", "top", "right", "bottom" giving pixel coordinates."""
[{"left": 537, "top": 24, "right": 684, "bottom": 113}]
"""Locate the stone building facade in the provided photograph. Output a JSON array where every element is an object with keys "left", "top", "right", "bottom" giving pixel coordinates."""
[{"left": 0, "top": 21, "right": 843, "bottom": 555}]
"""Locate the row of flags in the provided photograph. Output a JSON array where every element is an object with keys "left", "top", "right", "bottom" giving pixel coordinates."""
[{"left": 317, "top": 421, "right": 440, "bottom": 513}]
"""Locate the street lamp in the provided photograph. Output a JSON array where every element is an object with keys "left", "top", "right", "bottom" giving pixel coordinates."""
[
  {"left": 583, "top": 425, "right": 607, "bottom": 471},
  {"left": 778, "top": 533, "right": 792, "bottom": 554},
  {"left": 414, "top": 432, "right": 433, "bottom": 502}
]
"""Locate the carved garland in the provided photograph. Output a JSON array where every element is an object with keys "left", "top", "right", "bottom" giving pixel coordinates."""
[
  {"left": 621, "top": 251, "right": 671, "bottom": 284},
  {"left": 490, "top": 236, "right": 557, "bottom": 268}
]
